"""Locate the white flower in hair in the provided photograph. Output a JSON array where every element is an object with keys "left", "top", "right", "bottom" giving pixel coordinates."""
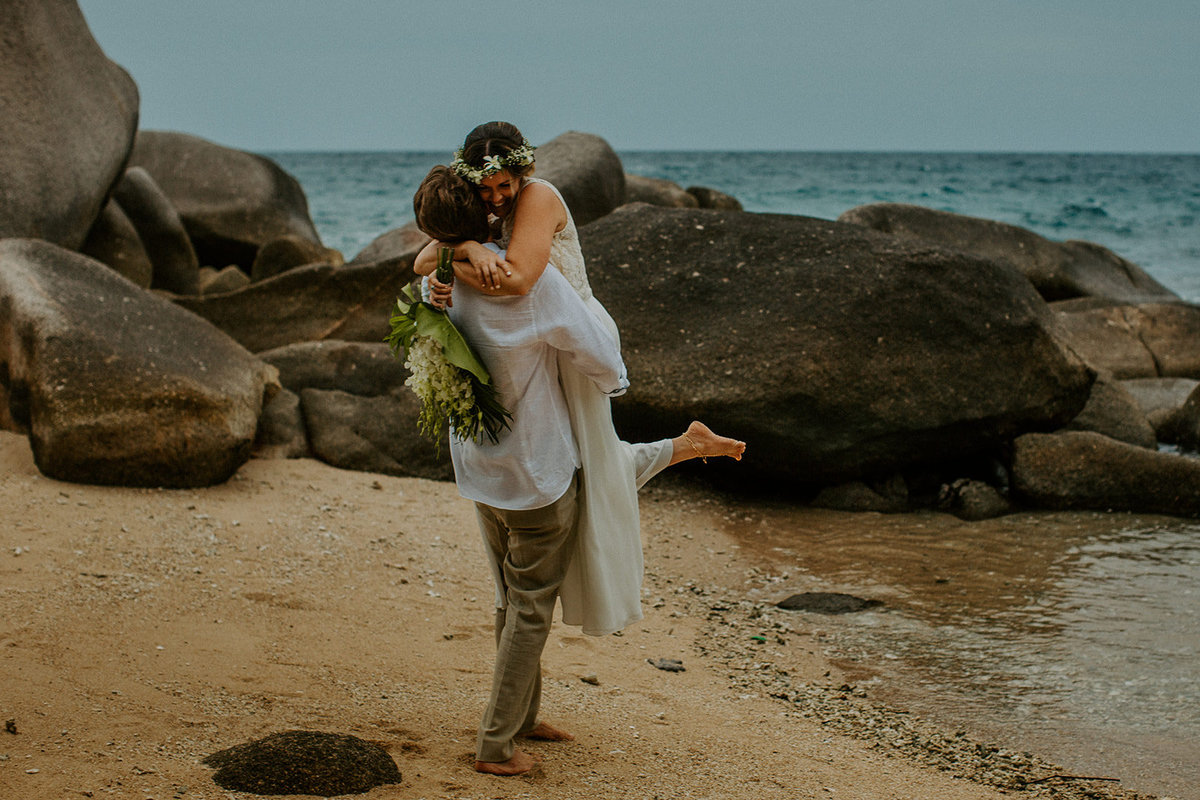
[
  {"left": 451, "top": 139, "right": 537, "bottom": 184},
  {"left": 508, "top": 143, "right": 535, "bottom": 165}
]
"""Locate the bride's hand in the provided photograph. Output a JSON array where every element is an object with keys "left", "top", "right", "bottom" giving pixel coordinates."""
[{"left": 461, "top": 241, "right": 511, "bottom": 291}]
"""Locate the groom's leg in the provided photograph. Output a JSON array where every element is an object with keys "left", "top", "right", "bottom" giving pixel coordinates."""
[
  {"left": 485, "top": 605, "right": 542, "bottom": 736},
  {"left": 475, "top": 475, "right": 578, "bottom": 766}
]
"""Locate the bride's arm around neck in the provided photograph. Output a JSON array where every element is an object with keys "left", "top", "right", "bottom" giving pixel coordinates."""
[
  {"left": 495, "top": 181, "right": 567, "bottom": 296},
  {"left": 409, "top": 181, "right": 565, "bottom": 296}
]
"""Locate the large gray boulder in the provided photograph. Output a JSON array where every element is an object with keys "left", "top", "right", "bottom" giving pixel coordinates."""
[
  {"left": 349, "top": 220, "right": 429, "bottom": 265},
  {"left": 170, "top": 255, "right": 416, "bottom": 353},
  {"left": 1052, "top": 302, "right": 1158, "bottom": 378},
  {"left": 198, "top": 265, "right": 251, "bottom": 295},
  {"left": 534, "top": 131, "right": 626, "bottom": 226},
  {"left": 251, "top": 234, "right": 343, "bottom": 282},
  {"left": 112, "top": 167, "right": 200, "bottom": 294},
  {"left": 687, "top": 186, "right": 742, "bottom": 210},
  {"left": 838, "top": 203, "right": 1178, "bottom": 304},
  {"left": 259, "top": 340, "right": 408, "bottom": 396},
  {"left": 1122, "top": 377, "right": 1200, "bottom": 417},
  {"left": 255, "top": 388, "right": 308, "bottom": 460},
  {"left": 1012, "top": 431, "right": 1200, "bottom": 516},
  {"left": 129, "top": 131, "right": 323, "bottom": 271},
  {"left": 936, "top": 478, "right": 1013, "bottom": 521},
  {"left": 1052, "top": 300, "right": 1200, "bottom": 379},
  {"left": 0, "top": 0, "right": 139, "bottom": 248},
  {"left": 301, "top": 389, "right": 452, "bottom": 481},
  {"left": 580, "top": 204, "right": 1095, "bottom": 487},
  {"left": 624, "top": 175, "right": 698, "bottom": 208},
  {"left": 80, "top": 198, "right": 154, "bottom": 288},
  {"left": 1163, "top": 384, "right": 1200, "bottom": 452},
  {"left": 1061, "top": 372, "right": 1157, "bottom": 449},
  {"left": 1121, "top": 376, "right": 1199, "bottom": 437},
  {"left": 0, "top": 239, "right": 277, "bottom": 487}
]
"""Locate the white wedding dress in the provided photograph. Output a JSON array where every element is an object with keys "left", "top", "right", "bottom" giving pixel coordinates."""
[{"left": 501, "top": 177, "right": 671, "bottom": 635}]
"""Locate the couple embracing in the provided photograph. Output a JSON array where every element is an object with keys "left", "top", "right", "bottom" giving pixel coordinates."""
[{"left": 411, "top": 121, "right": 745, "bottom": 775}]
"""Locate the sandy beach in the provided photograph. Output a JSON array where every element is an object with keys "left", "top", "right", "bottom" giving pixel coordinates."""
[{"left": 0, "top": 430, "right": 1159, "bottom": 800}]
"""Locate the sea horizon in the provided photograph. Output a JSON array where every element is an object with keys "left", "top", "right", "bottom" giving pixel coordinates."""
[
  {"left": 271, "top": 150, "right": 1200, "bottom": 305},
  {"left": 263, "top": 147, "right": 1200, "bottom": 156}
]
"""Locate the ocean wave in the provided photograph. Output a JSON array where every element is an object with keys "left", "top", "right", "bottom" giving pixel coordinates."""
[{"left": 1060, "top": 202, "right": 1110, "bottom": 218}]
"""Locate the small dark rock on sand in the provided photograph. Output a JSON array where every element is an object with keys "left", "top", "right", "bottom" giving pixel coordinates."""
[
  {"left": 203, "top": 730, "right": 401, "bottom": 796},
  {"left": 776, "top": 592, "right": 883, "bottom": 614}
]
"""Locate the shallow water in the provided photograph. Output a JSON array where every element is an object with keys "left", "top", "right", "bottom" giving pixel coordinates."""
[{"left": 723, "top": 506, "right": 1200, "bottom": 800}]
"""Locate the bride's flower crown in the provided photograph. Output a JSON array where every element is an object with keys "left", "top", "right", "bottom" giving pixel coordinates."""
[{"left": 451, "top": 140, "right": 536, "bottom": 184}]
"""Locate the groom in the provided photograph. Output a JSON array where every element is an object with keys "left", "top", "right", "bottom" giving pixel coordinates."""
[{"left": 413, "top": 167, "right": 629, "bottom": 775}]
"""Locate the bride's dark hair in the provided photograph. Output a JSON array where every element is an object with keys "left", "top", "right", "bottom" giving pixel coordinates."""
[{"left": 460, "top": 121, "right": 535, "bottom": 178}]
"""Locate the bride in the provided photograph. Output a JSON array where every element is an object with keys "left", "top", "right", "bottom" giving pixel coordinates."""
[{"left": 413, "top": 121, "right": 744, "bottom": 636}]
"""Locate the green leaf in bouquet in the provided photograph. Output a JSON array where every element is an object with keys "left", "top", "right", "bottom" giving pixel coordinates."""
[
  {"left": 407, "top": 306, "right": 493, "bottom": 386},
  {"left": 384, "top": 288, "right": 419, "bottom": 357}
]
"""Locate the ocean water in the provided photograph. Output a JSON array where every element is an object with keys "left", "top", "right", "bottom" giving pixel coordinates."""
[
  {"left": 270, "top": 150, "right": 1200, "bottom": 797},
  {"left": 272, "top": 151, "right": 1200, "bottom": 303},
  {"left": 729, "top": 507, "right": 1200, "bottom": 800}
]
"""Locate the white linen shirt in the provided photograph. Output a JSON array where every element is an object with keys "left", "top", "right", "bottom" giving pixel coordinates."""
[{"left": 447, "top": 259, "right": 628, "bottom": 511}]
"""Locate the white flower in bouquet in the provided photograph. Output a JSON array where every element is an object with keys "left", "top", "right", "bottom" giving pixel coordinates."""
[
  {"left": 385, "top": 248, "right": 512, "bottom": 449},
  {"left": 403, "top": 336, "right": 475, "bottom": 437}
]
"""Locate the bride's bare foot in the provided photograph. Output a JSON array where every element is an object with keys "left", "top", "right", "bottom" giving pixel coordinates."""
[
  {"left": 673, "top": 421, "right": 746, "bottom": 465},
  {"left": 520, "top": 721, "right": 575, "bottom": 741},
  {"left": 475, "top": 749, "right": 539, "bottom": 776}
]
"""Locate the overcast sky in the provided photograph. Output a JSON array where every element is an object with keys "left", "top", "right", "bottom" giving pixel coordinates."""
[{"left": 77, "top": 0, "right": 1198, "bottom": 153}]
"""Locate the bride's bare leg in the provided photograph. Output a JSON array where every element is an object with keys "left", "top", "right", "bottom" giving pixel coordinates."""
[{"left": 669, "top": 421, "right": 746, "bottom": 466}]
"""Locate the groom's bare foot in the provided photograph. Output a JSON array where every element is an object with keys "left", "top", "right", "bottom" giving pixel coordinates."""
[
  {"left": 677, "top": 421, "right": 746, "bottom": 463},
  {"left": 475, "top": 749, "right": 539, "bottom": 776},
  {"left": 520, "top": 721, "right": 575, "bottom": 741}
]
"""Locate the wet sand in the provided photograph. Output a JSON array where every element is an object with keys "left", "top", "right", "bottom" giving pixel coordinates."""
[{"left": 0, "top": 431, "right": 1162, "bottom": 799}]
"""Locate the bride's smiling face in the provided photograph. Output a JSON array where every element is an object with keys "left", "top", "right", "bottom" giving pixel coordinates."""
[{"left": 477, "top": 170, "right": 520, "bottom": 219}]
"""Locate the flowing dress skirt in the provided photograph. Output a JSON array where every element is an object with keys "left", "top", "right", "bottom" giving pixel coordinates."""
[{"left": 555, "top": 296, "right": 670, "bottom": 635}]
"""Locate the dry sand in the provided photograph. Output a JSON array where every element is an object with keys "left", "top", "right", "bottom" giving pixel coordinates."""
[{"left": 0, "top": 431, "right": 1154, "bottom": 799}]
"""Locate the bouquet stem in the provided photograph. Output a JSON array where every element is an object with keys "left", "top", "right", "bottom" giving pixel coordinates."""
[{"left": 435, "top": 246, "right": 455, "bottom": 285}]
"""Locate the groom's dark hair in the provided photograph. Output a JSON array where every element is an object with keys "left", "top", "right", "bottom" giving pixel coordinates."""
[{"left": 413, "top": 165, "right": 491, "bottom": 243}]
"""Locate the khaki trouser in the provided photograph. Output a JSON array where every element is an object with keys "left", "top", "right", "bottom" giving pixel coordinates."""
[{"left": 474, "top": 474, "right": 579, "bottom": 763}]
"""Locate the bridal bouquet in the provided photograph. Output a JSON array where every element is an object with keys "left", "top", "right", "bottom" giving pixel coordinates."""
[{"left": 385, "top": 247, "right": 512, "bottom": 448}]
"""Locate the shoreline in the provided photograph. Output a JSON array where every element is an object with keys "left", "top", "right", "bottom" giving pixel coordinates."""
[{"left": 0, "top": 432, "right": 1160, "bottom": 799}]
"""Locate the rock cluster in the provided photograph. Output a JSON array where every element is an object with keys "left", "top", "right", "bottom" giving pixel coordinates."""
[
  {"left": 258, "top": 341, "right": 452, "bottom": 481},
  {"left": 3, "top": 2, "right": 1199, "bottom": 517},
  {"left": 129, "top": 131, "right": 333, "bottom": 274}
]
